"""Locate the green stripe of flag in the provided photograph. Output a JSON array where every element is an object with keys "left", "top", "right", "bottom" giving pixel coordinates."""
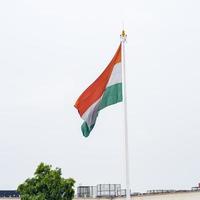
[{"left": 81, "top": 83, "right": 122, "bottom": 137}]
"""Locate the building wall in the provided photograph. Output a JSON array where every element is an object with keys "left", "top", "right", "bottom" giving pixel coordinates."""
[
  {"left": 0, "top": 199, "right": 19, "bottom": 200},
  {"left": 76, "top": 191, "right": 200, "bottom": 200},
  {"left": 136, "top": 191, "right": 200, "bottom": 200},
  {"left": 1, "top": 192, "right": 200, "bottom": 200}
]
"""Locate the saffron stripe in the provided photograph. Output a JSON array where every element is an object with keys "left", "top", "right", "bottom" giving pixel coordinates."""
[{"left": 74, "top": 44, "right": 121, "bottom": 116}]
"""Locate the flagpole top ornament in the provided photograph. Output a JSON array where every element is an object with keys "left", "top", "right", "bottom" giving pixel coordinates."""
[{"left": 120, "top": 30, "right": 127, "bottom": 42}]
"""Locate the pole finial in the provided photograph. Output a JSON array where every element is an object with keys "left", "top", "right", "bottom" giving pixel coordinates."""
[
  {"left": 120, "top": 29, "right": 127, "bottom": 41},
  {"left": 122, "top": 30, "right": 126, "bottom": 37}
]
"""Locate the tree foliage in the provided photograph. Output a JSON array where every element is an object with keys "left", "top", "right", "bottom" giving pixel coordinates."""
[{"left": 17, "top": 163, "right": 75, "bottom": 200}]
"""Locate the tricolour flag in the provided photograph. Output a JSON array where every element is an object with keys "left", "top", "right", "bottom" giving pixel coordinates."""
[{"left": 75, "top": 44, "right": 122, "bottom": 137}]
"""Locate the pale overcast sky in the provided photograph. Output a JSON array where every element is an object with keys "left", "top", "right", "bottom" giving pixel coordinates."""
[{"left": 0, "top": 0, "right": 200, "bottom": 193}]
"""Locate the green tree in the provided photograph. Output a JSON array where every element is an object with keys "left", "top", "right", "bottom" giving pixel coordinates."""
[{"left": 17, "top": 163, "right": 75, "bottom": 200}]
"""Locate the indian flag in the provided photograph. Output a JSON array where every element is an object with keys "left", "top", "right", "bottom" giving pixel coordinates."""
[{"left": 75, "top": 44, "right": 122, "bottom": 137}]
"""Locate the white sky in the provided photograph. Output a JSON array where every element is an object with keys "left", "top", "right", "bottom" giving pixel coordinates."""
[{"left": 0, "top": 0, "right": 200, "bottom": 193}]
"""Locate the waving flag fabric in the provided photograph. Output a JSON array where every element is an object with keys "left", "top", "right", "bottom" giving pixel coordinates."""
[{"left": 75, "top": 44, "right": 122, "bottom": 137}]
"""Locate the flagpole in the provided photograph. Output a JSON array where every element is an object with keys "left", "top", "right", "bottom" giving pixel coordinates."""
[{"left": 121, "top": 30, "right": 131, "bottom": 200}]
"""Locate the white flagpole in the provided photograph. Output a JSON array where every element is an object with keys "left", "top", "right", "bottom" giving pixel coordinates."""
[{"left": 120, "top": 30, "right": 131, "bottom": 200}]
